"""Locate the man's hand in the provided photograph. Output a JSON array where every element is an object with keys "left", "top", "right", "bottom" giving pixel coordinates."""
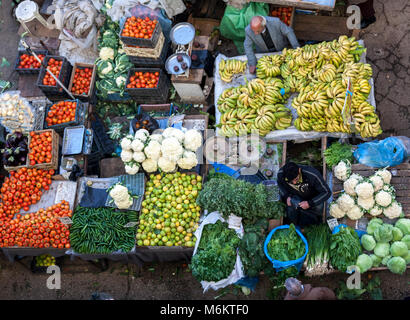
[
  {"left": 249, "top": 65, "right": 256, "bottom": 74},
  {"left": 287, "top": 197, "right": 292, "bottom": 206},
  {"left": 299, "top": 201, "right": 310, "bottom": 210}
]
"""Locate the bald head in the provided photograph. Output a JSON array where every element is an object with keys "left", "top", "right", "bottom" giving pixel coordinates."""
[{"left": 250, "top": 16, "right": 266, "bottom": 35}]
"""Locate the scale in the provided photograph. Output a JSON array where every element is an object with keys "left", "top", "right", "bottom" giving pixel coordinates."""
[{"left": 165, "top": 22, "right": 196, "bottom": 78}]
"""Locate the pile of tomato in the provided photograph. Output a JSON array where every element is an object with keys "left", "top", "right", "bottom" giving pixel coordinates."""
[
  {"left": 71, "top": 67, "right": 93, "bottom": 95},
  {"left": 42, "top": 58, "right": 63, "bottom": 86},
  {"left": 28, "top": 131, "right": 54, "bottom": 165},
  {"left": 0, "top": 168, "right": 54, "bottom": 220},
  {"left": 121, "top": 16, "right": 158, "bottom": 39},
  {"left": 0, "top": 200, "right": 71, "bottom": 248},
  {"left": 127, "top": 71, "right": 159, "bottom": 89},
  {"left": 271, "top": 7, "right": 293, "bottom": 26},
  {"left": 45, "top": 101, "right": 77, "bottom": 127},
  {"left": 17, "top": 54, "right": 45, "bottom": 69}
]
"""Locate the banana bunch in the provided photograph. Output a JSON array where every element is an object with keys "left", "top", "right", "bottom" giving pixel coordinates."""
[
  {"left": 314, "top": 64, "right": 337, "bottom": 83},
  {"left": 256, "top": 55, "right": 283, "bottom": 78},
  {"left": 352, "top": 101, "right": 382, "bottom": 137},
  {"left": 219, "top": 59, "right": 247, "bottom": 83},
  {"left": 254, "top": 104, "right": 292, "bottom": 136}
]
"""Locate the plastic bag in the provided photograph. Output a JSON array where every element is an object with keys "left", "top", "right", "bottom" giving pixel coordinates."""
[
  {"left": 354, "top": 136, "right": 409, "bottom": 168},
  {"left": 219, "top": 2, "right": 269, "bottom": 54},
  {"left": 193, "top": 211, "right": 244, "bottom": 292},
  {"left": 130, "top": 113, "right": 159, "bottom": 134}
]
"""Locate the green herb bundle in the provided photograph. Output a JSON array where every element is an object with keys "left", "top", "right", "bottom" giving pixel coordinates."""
[
  {"left": 196, "top": 179, "right": 286, "bottom": 224},
  {"left": 70, "top": 207, "right": 138, "bottom": 254},
  {"left": 190, "top": 220, "right": 240, "bottom": 282},
  {"left": 324, "top": 142, "right": 354, "bottom": 168},
  {"left": 304, "top": 224, "right": 332, "bottom": 276},
  {"left": 267, "top": 224, "right": 305, "bottom": 262},
  {"left": 329, "top": 226, "right": 362, "bottom": 272}
]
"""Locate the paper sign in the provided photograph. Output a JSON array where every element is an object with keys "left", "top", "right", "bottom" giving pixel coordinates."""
[
  {"left": 124, "top": 221, "right": 138, "bottom": 228},
  {"left": 327, "top": 218, "right": 339, "bottom": 232},
  {"left": 228, "top": 214, "right": 242, "bottom": 230},
  {"left": 59, "top": 217, "right": 73, "bottom": 225}
]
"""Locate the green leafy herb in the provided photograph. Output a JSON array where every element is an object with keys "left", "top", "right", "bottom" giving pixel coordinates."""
[
  {"left": 267, "top": 224, "right": 305, "bottom": 262},
  {"left": 329, "top": 226, "right": 362, "bottom": 272},
  {"left": 324, "top": 142, "right": 354, "bottom": 168},
  {"left": 304, "top": 224, "right": 331, "bottom": 276}
]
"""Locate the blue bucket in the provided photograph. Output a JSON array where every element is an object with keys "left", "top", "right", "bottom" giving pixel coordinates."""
[{"left": 263, "top": 225, "right": 309, "bottom": 272}]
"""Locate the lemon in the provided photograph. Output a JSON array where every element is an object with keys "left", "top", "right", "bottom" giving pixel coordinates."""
[{"left": 143, "top": 240, "right": 150, "bottom": 246}]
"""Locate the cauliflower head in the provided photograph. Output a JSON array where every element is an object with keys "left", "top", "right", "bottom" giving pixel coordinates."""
[
  {"left": 144, "top": 140, "right": 162, "bottom": 161},
  {"left": 329, "top": 202, "right": 345, "bottom": 219},
  {"left": 334, "top": 160, "right": 351, "bottom": 181},
  {"left": 357, "top": 196, "right": 375, "bottom": 212},
  {"left": 120, "top": 149, "right": 133, "bottom": 163},
  {"left": 109, "top": 184, "right": 133, "bottom": 209},
  {"left": 346, "top": 205, "right": 364, "bottom": 220},
  {"left": 133, "top": 151, "right": 146, "bottom": 163},
  {"left": 383, "top": 201, "right": 403, "bottom": 219},
  {"left": 134, "top": 129, "right": 149, "bottom": 142},
  {"left": 149, "top": 134, "right": 163, "bottom": 144},
  {"left": 162, "top": 127, "right": 185, "bottom": 143},
  {"left": 369, "top": 174, "right": 384, "bottom": 192},
  {"left": 337, "top": 193, "right": 355, "bottom": 212},
  {"left": 99, "top": 47, "right": 115, "bottom": 61},
  {"left": 125, "top": 162, "right": 139, "bottom": 175},
  {"left": 184, "top": 130, "right": 202, "bottom": 152},
  {"left": 116, "top": 76, "right": 127, "bottom": 88},
  {"left": 376, "top": 168, "right": 392, "bottom": 184},
  {"left": 120, "top": 137, "right": 132, "bottom": 151},
  {"left": 161, "top": 137, "right": 183, "bottom": 162},
  {"left": 369, "top": 205, "right": 383, "bottom": 217},
  {"left": 375, "top": 190, "right": 393, "bottom": 208},
  {"left": 158, "top": 156, "right": 177, "bottom": 173},
  {"left": 343, "top": 173, "right": 363, "bottom": 196},
  {"left": 131, "top": 139, "right": 144, "bottom": 152},
  {"left": 142, "top": 158, "right": 158, "bottom": 173},
  {"left": 355, "top": 181, "right": 374, "bottom": 199},
  {"left": 177, "top": 151, "right": 198, "bottom": 170}
]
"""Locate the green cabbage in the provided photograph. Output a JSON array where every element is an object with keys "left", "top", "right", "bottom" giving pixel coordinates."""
[
  {"left": 403, "top": 251, "right": 410, "bottom": 264},
  {"left": 374, "top": 242, "right": 390, "bottom": 258},
  {"left": 387, "top": 256, "right": 406, "bottom": 275},
  {"left": 356, "top": 254, "right": 373, "bottom": 273},
  {"left": 402, "top": 235, "right": 410, "bottom": 250},
  {"left": 366, "top": 218, "right": 383, "bottom": 235},
  {"left": 370, "top": 254, "right": 381, "bottom": 268},
  {"left": 374, "top": 224, "right": 393, "bottom": 243},
  {"left": 361, "top": 234, "right": 376, "bottom": 251},
  {"left": 381, "top": 255, "right": 392, "bottom": 265},
  {"left": 392, "top": 227, "right": 404, "bottom": 241},
  {"left": 395, "top": 218, "right": 410, "bottom": 235},
  {"left": 390, "top": 241, "right": 408, "bottom": 257}
]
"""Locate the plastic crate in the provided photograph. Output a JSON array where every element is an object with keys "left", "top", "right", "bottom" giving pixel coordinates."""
[
  {"left": 68, "top": 62, "right": 97, "bottom": 101},
  {"left": 119, "top": 18, "right": 162, "bottom": 48},
  {"left": 37, "top": 56, "right": 72, "bottom": 95},
  {"left": 14, "top": 49, "right": 48, "bottom": 75},
  {"left": 43, "top": 99, "right": 83, "bottom": 133},
  {"left": 128, "top": 41, "right": 170, "bottom": 67},
  {"left": 28, "top": 129, "right": 60, "bottom": 170}
]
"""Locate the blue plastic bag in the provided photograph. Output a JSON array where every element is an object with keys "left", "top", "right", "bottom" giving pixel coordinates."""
[
  {"left": 354, "top": 137, "right": 408, "bottom": 168},
  {"left": 263, "top": 225, "right": 308, "bottom": 272}
]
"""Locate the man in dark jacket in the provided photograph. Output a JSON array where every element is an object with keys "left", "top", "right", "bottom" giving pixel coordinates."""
[{"left": 277, "top": 162, "right": 331, "bottom": 228}]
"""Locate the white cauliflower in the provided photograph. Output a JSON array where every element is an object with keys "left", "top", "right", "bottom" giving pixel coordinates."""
[
  {"left": 158, "top": 156, "right": 177, "bottom": 173},
  {"left": 329, "top": 202, "right": 345, "bottom": 219},
  {"left": 120, "top": 149, "right": 133, "bottom": 163},
  {"left": 369, "top": 174, "right": 384, "bottom": 192},
  {"left": 125, "top": 162, "right": 139, "bottom": 175},
  {"left": 130, "top": 139, "right": 144, "bottom": 152},
  {"left": 184, "top": 129, "right": 202, "bottom": 152},
  {"left": 375, "top": 190, "right": 393, "bottom": 208},
  {"left": 109, "top": 184, "right": 133, "bottom": 209},
  {"left": 120, "top": 136, "right": 132, "bottom": 150},
  {"left": 162, "top": 127, "right": 185, "bottom": 143},
  {"left": 161, "top": 137, "right": 183, "bottom": 162},
  {"left": 133, "top": 151, "right": 146, "bottom": 163},
  {"left": 99, "top": 47, "right": 115, "bottom": 61},
  {"left": 116, "top": 76, "right": 127, "bottom": 88},
  {"left": 144, "top": 140, "right": 162, "bottom": 161},
  {"left": 177, "top": 151, "right": 198, "bottom": 170},
  {"left": 383, "top": 201, "right": 403, "bottom": 219},
  {"left": 369, "top": 205, "right": 383, "bottom": 217},
  {"left": 142, "top": 158, "right": 158, "bottom": 173},
  {"left": 134, "top": 129, "right": 149, "bottom": 142},
  {"left": 382, "top": 184, "right": 395, "bottom": 193},
  {"left": 355, "top": 181, "right": 374, "bottom": 199},
  {"left": 149, "top": 134, "right": 163, "bottom": 144},
  {"left": 337, "top": 193, "right": 355, "bottom": 212},
  {"left": 333, "top": 160, "right": 351, "bottom": 181},
  {"left": 346, "top": 205, "right": 364, "bottom": 220},
  {"left": 375, "top": 168, "right": 392, "bottom": 184},
  {"left": 357, "top": 196, "right": 375, "bottom": 212},
  {"left": 343, "top": 173, "right": 363, "bottom": 196}
]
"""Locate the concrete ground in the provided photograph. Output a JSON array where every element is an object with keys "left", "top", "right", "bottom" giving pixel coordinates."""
[{"left": 0, "top": 0, "right": 409, "bottom": 300}]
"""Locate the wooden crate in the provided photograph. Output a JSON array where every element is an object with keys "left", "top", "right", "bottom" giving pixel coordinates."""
[
  {"left": 28, "top": 129, "right": 60, "bottom": 170},
  {"left": 187, "top": 16, "right": 220, "bottom": 51},
  {"left": 270, "top": 5, "right": 295, "bottom": 27},
  {"left": 332, "top": 163, "right": 410, "bottom": 217},
  {"left": 67, "top": 62, "right": 97, "bottom": 100}
]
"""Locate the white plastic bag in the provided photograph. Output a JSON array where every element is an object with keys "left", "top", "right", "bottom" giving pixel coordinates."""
[{"left": 193, "top": 211, "right": 245, "bottom": 293}]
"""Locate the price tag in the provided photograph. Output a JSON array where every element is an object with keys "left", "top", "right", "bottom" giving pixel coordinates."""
[
  {"left": 59, "top": 216, "right": 73, "bottom": 225},
  {"left": 228, "top": 214, "right": 242, "bottom": 230},
  {"left": 124, "top": 221, "right": 138, "bottom": 228},
  {"left": 327, "top": 218, "right": 339, "bottom": 232}
]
